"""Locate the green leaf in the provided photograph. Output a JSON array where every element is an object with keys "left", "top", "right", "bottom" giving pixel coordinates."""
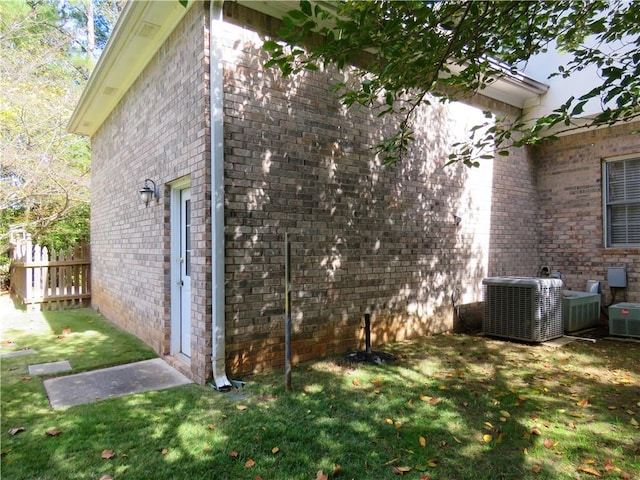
[
  {"left": 300, "top": 0, "right": 312, "bottom": 17},
  {"left": 288, "top": 9, "right": 309, "bottom": 23},
  {"left": 385, "top": 92, "right": 394, "bottom": 106},
  {"left": 262, "top": 40, "right": 280, "bottom": 52},
  {"left": 570, "top": 100, "right": 588, "bottom": 116}
]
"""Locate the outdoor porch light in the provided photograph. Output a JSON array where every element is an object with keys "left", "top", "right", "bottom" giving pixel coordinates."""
[{"left": 139, "top": 178, "right": 159, "bottom": 207}]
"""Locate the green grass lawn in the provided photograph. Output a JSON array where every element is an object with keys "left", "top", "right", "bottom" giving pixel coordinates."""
[{"left": 1, "top": 297, "right": 639, "bottom": 480}]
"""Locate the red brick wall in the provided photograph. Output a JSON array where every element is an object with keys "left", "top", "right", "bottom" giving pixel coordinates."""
[
  {"left": 219, "top": 6, "right": 540, "bottom": 375},
  {"left": 534, "top": 122, "right": 640, "bottom": 304},
  {"left": 90, "top": 4, "right": 212, "bottom": 383}
]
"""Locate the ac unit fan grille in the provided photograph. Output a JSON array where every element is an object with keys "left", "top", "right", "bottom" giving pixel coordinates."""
[{"left": 482, "top": 277, "right": 563, "bottom": 342}]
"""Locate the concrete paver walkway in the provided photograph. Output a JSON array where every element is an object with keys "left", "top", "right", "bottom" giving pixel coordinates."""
[
  {"left": 44, "top": 358, "right": 192, "bottom": 409},
  {"left": 28, "top": 360, "right": 72, "bottom": 375},
  {"left": 0, "top": 348, "right": 38, "bottom": 358}
]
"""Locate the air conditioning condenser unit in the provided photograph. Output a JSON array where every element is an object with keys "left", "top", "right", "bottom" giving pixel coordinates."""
[
  {"left": 483, "top": 277, "right": 564, "bottom": 342},
  {"left": 609, "top": 303, "right": 640, "bottom": 339}
]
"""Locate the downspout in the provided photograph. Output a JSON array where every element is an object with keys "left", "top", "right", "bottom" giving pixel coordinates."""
[{"left": 209, "top": 0, "right": 232, "bottom": 390}]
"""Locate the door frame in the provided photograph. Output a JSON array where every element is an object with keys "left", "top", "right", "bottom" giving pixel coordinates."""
[{"left": 170, "top": 176, "right": 191, "bottom": 361}]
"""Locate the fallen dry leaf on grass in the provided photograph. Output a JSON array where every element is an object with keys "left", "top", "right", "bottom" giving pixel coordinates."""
[
  {"left": 101, "top": 449, "right": 115, "bottom": 459},
  {"left": 8, "top": 427, "right": 25, "bottom": 436},
  {"left": 392, "top": 465, "right": 411, "bottom": 475},
  {"left": 245, "top": 458, "right": 255, "bottom": 468},
  {"left": 99, "top": 475, "right": 114, "bottom": 480},
  {"left": 577, "top": 465, "right": 602, "bottom": 477},
  {"left": 314, "top": 470, "right": 328, "bottom": 480},
  {"left": 46, "top": 429, "right": 62, "bottom": 436}
]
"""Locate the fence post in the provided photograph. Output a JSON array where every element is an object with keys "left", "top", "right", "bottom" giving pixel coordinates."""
[{"left": 24, "top": 240, "right": 33, "bottom": 303}]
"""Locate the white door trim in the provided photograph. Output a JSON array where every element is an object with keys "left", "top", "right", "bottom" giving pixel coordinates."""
[{"left": 170, "top": 177, "right": 191, "bottom": 361}]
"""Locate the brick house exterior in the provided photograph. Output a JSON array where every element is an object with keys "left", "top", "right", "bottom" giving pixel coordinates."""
[
  {"left": 69, "top": 1, "right": 639, "bottom": 385},
  {"left": 535, "top": 122, "right": 640, "bottom": 304}
]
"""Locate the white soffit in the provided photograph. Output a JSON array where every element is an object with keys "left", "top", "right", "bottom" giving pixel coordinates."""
[
  {"left": 68, "top": 1, "right": 194, "bottom": 136},
  {"left": 480, "top": 67, "right": 549, "bottom": 109}
]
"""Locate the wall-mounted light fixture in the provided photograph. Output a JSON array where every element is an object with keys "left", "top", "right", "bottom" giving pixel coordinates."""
[
  {"left": 139, "top": 178, "right": 159, "bottom": 207},
  {"left": 453, "top": 214, "right": 462, "bottom": 226}
]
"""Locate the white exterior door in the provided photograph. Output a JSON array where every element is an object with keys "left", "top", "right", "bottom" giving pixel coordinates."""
[{"left": 179, "top": 188, "right": 191, "bottom": 357}]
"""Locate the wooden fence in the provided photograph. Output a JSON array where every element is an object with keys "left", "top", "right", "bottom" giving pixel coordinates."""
[{"left": 9, "top": 240, "right": 91, "bottom": 311}]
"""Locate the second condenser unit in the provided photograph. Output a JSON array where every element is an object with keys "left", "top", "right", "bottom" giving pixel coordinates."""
[{"left": 483, "top": 277, "right": 564, "bottom": 342}]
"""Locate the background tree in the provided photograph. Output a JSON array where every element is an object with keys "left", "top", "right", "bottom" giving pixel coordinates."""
[
  {"left": 264, "top": 0, "right": 639, "bottom": 166},
  {"left": 0, "top": 0, "right": 123, "bottom": 256}
]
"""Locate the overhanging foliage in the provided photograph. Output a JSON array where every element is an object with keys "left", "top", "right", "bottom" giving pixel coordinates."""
[{"left": 263, "top": 0, "right": 640, "bottom": 166}]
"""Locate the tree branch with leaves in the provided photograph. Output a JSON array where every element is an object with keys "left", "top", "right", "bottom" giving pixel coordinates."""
[
  {"left": 263, "top": 0, "right": 639, "bottom": 166},
  {"left": 0, "top": 0, "right": 123, "bottom": 254}
]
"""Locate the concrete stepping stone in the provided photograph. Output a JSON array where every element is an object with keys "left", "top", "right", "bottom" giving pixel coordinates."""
[
  {"left": 28, "top": 360, "right": 72, "bottom": 375},
  {"left": 43, "top": 358, "right": 192, "bottom": 409},
  {"left": 0, "top": 349, "right": 38, "bottom": 358}
]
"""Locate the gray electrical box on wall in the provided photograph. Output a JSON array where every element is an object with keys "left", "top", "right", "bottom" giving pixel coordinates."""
[{"left": 607, "top": 267, "right": 627, "bottom": 288}]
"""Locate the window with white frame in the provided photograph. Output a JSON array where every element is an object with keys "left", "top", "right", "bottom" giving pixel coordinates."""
[{"left": 603, "top": 154, "right": 640, "bottom": 247}]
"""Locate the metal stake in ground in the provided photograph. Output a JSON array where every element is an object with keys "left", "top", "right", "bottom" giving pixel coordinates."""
[
  {"left": 284, "top": 233, "right": 292, "bottom": 391},
  {"left": 346, "top": 312, "right": 395, "bottom": 365},
  {"left": 365, "top": 313, "right": 372, "bottom": 353}
]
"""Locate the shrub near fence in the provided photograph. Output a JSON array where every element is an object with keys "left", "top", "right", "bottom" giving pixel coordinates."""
[{"left": 9, "top": 239, "right": 90, "bottom": 311}]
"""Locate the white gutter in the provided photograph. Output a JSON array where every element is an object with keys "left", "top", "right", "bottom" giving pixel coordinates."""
[{"left": 210, "top": 0, "right": 232, "bottom": 390}]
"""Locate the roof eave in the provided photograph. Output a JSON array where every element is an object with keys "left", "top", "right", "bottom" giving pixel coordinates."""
[
  {"left": 68, "top": 0, "right": 547, "bottom": 137},
  {"left": 67, "top": 0, "right": 194, "bottom": 137}
]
